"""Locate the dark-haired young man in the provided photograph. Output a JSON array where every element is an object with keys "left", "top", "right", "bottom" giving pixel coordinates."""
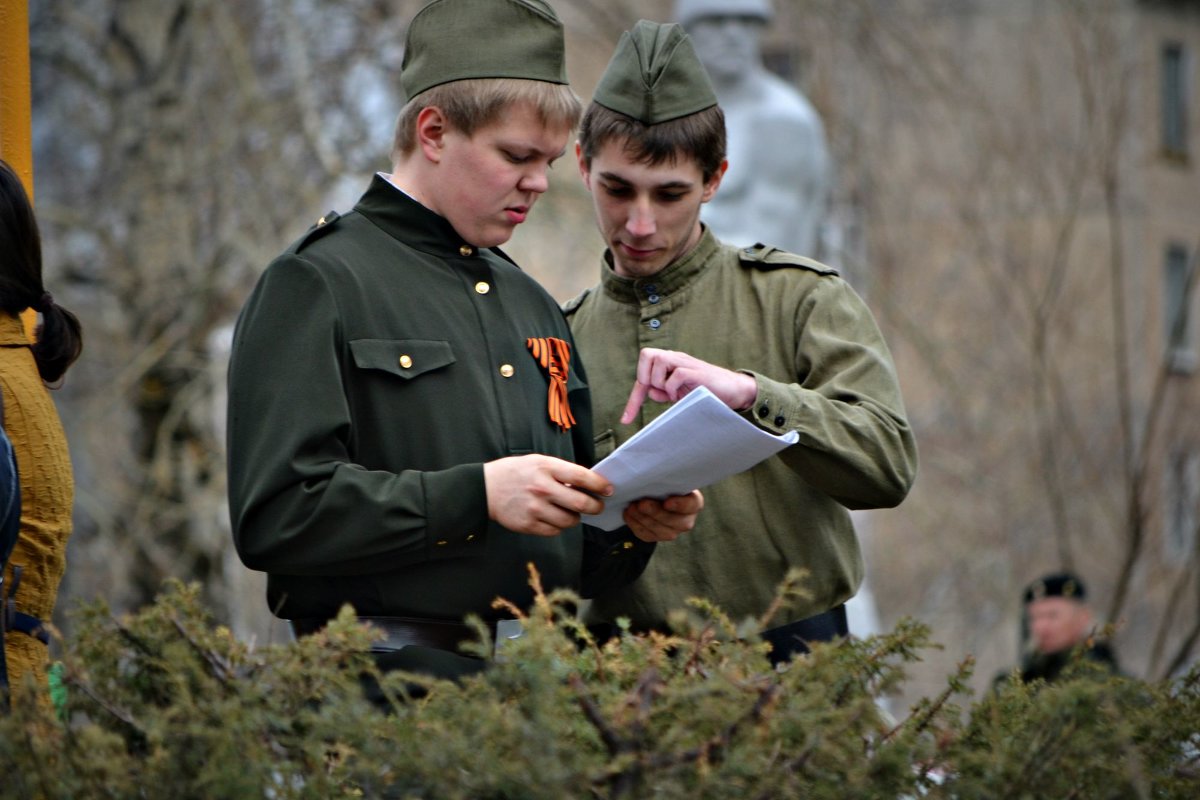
[
  {"left": 227, "top": 1, "right": 701, "bottom": 683},
  {"left": 566, "top": 21, "right": 917, "bottom": 663}
]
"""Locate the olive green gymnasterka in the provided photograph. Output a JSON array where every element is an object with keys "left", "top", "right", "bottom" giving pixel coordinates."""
[{"left": 566, "top": 229, "right": 918, "bottom": 629}]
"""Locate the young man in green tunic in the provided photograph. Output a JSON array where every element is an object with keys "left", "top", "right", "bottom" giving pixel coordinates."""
[
  {"left": 566, "top": 21, "right": 918, "bottom": 663},
  {"left": 226, "top": 0, "right": 701, "bottom": 682}
]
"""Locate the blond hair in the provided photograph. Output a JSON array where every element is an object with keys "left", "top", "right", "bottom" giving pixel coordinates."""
[{"left": 392, "top": 78, "right": 582, "bottom": 161}]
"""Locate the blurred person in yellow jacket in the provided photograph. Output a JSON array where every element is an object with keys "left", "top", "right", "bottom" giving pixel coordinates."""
[{"left": 0, "top": 158, "right": 83, "bottom": 693}]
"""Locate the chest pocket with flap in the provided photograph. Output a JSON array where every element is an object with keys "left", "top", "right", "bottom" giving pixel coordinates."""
[{"left": 350, "top": 339, "right": 456, "bottom": 380}]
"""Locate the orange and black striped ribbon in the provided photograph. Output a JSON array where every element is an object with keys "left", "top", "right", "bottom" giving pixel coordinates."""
[{"left": 526, "top": 336, "right": 576, "bottom": 432}]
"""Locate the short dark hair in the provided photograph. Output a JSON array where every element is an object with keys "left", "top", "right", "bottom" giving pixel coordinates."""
[
  {"left": 0, "top": 160, "right": 83, "bottom": 383},
  {"left": 577, "top": 102, "right": 726, "bottom": 182}
]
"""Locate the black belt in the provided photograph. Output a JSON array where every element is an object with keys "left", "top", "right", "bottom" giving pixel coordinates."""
[
  {"left": 761, "top": 604, "right": 848, "bottom": 663},
  {"left": 290, "top": 615, "right": 498, "bottom": 654}
]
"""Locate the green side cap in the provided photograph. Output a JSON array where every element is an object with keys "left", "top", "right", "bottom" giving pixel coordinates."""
[
  {"left": 592, "top": 20, "right": 719, "bottom": 125},
  {"left": 401, "top": 0, "right": 569, "bottom": 99}
]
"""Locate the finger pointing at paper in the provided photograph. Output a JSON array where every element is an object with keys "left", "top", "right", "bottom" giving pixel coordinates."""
[
  {"left": 620, "top": 348, "right": 760, "bottom": 424},
  {"left": 585, "top": 386, "right": 799, "bottom": 531}
]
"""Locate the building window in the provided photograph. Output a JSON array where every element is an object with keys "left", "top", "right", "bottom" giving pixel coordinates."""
[
  {"left": 1166, "top": 243, "right": 1195, "bottom": 373},
  {"left": 1165, "top": 449, "right": 1199, "bottom": 562},
  {"left": 1162, "top": 42, "right": 1189, "bottom": 159}
]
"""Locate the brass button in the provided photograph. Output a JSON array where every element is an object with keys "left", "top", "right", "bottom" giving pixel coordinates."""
[
  {"left": 622, "top": 541, "right": 634, "bottom": 550},
  {"left": 399, "top": 354, "right": 413, "bottom": 369},
  {"left": 466, "top": 533, "right": 476, "bottom": 542},
  {"left": 435, "top": 540, "right": 448, "bottom": 547},
  {"left": 475, "top": 281, "right": 491, "bottom": 295},
  {"left": 459, "top": 245, "right": 474, "bottom": 257},
  {"left": 499, "top": 364, "right": 514, "bottom": 378}
]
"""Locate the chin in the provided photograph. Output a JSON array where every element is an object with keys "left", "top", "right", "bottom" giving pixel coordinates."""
[{"left": 475, "top": 230, "right": 514, "bottom": 249}]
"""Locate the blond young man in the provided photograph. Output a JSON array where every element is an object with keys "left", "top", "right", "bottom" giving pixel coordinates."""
[{"left": 227, "top": 0, "right": 701, "bottom": 682}]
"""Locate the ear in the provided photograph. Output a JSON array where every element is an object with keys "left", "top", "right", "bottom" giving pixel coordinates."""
[
  {"left": 575, "top": 141, "right": 592, "bottom": 189},
  {"left": 700, "top": 159, "right": 728, "bottom": 203},
  {"left": 416, "top": 106, "right": 449, "bottom": 164}
]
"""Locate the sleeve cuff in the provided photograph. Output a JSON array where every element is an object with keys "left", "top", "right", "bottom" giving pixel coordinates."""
[
  {"left": 740, "top": 371, "right": 800, "bottom": 434},
  {"left": 422, "top": 462, "right": 490, "bottom": 559},
  {"left": 607, "top": 532, "right": 656, "bottom": 559}
]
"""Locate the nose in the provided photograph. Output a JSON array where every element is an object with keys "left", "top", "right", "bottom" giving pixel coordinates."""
[
  {"left": 626, "top": 202, "right": 656, "bottom": 238},
  {"left": 518, "top": 167, "right": 549, "bottom": 195}
]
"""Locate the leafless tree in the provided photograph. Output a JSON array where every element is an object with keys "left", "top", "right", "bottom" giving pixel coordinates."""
[{"left": 796, "top": 0, "right": 1199, "bottom": 693}]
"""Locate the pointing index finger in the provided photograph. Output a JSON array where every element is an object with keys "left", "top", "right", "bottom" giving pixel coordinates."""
[{"left": 621, "top": 380, "right": 650, "bottom": 425}]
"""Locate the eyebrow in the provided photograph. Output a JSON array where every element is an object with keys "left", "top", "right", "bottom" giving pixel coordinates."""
[
  {"left": 597, "top": 171, "right": 693, "bottom": 191},
  {"left": 504, "top": 143, "right": 567, "bottom": 160}
]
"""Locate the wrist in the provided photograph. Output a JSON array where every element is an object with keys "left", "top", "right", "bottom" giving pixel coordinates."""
[{"left": 734, "top": 372, "right": 758, "bottom": 411}]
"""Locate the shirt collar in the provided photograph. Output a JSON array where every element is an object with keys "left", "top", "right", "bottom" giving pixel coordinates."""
[
  {"left": 598, "top": 225, "right": 720, "bottom": 304},
  {"left": 355, "top": 174, "right": 482, "bottom": 258}
]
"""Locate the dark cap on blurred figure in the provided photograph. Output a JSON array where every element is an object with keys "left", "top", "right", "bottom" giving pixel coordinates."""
[{"left": 1023, "top": 572, "right": 1087, "bottom": 604}]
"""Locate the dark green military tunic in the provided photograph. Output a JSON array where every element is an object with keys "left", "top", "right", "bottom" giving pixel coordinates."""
[
  {"left": 566, "top": 229, "right": 917, "bottom": 629},
  {"left": 227, "top": 177, "right": 650, "bottom": 645},
  {"left": 1018, "top": 641, "right": 1122, "bottom": 684},
  {"left": 992, "top": 640, "right": 1122, "bottom": 690}
]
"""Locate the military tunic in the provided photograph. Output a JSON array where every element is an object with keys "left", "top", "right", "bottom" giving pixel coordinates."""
[
  {"left": 227, "top": 177, "right": 650, "bottom": 642},
  {"left": 1018, "top": 641, "right": 1121, "bottom": 685},
  {"left": 566, "top": 228, "right": 917, "bottom": 628}
]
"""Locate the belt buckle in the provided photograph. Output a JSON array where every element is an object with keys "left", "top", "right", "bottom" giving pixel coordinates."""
[{"left": 493, "top": 618, "right": 523, "bottom": 659}]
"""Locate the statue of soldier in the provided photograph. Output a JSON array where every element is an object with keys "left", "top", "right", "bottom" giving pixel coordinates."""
[
  {"left": 676, "top": 1, "right": 882, "bottom": 639},
  {"left": 675, "top": 0, "right": 833, "bottom": 258}
]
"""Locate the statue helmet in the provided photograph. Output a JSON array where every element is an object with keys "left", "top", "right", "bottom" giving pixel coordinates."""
[{"left": 673, "top": 0, "right": 774, "bottom": 28}]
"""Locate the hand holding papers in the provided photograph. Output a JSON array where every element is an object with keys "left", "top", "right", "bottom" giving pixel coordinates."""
[{"left": 583, "top": 386, "right": 798, "bottom": 531}]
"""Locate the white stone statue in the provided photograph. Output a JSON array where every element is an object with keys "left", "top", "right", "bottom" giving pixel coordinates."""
[{"left": 676, "top": 0, "right": 833, "bottom": 258}]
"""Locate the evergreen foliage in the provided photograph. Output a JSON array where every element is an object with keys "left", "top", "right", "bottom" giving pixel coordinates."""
[{"left": 1, "top": 572, "right": 1196, "bottom": 798}]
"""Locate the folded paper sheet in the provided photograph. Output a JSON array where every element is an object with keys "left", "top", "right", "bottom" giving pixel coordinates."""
[{"left": 583, "top": 386, "right": 799, "bottom": 531}]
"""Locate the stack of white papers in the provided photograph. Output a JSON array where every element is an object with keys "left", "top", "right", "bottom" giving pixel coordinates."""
[{"left": 583, "top": 386, "right": 799, "bottom": 531}]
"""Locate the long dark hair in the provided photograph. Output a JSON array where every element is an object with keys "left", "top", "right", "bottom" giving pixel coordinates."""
[{"left": 0, "top": 160, "right": 82, "bottom": 383}]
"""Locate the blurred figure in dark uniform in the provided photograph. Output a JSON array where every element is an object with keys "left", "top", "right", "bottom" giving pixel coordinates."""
[{"left": 998, "top": 571, "right": 1121, "bottom": 686}]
